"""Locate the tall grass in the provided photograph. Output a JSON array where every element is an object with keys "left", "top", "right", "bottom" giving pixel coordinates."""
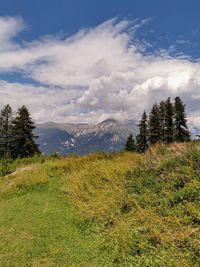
[
  {"left": 60, "top": 143, "right": 200, "bottom": 266},
  {"left": 0, "top": 144, "right": 200, "bottom": 266}
]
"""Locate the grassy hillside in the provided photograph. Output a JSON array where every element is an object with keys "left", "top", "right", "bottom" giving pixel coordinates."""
[{"left": 0, "top": 143, "right": 200, "bottom": 266}]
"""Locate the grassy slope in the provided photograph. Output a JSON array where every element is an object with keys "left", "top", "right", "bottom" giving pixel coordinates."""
[
  {"left": 0, "top": 143, "right": 200, "bottom": 266},
  {"left": 0, "top": 192, "right": 101, "bottom": 266},
  {"left": 0, "top": 163, "right": 111, "bottom": 266}
]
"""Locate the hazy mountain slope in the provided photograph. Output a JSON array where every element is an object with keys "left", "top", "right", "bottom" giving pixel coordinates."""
[
  {"left": 35, "top": 128, "right": 73, "bottom": 155},
  {"left": 35, "top": 118, "right": 138, "bottom": 155}
]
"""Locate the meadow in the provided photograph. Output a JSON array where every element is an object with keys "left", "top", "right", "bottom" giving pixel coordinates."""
[{"left": 0, "top": 142, "right": 199, "bottom": 266}]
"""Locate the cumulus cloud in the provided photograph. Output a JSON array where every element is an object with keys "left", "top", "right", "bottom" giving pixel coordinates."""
[
  {"left": 0, "top": 16, "right": 25, "bottom": 52},
  {"left": 0, "top": 17, "right": 136, "bottom": 85},
  {"left": 1, "top": 16, "right": 200, "bottom": 128},
  {"left": 0, "top": 80, "right": 81, "bottom": 122}
]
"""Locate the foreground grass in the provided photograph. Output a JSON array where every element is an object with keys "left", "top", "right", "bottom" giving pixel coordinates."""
[
  {"left": 0, "top": 191, "right": 104, "bottom": 266},
  {"left": 0, "top": 144, "right": 200, "bottom": 266}
]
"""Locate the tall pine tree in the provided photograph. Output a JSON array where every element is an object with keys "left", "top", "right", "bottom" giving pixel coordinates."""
[
  {"left": 165, "top": 97, "right": 174, "bottom": 143},
  {"left": 12, "top": 105, "right": 40, "bottom": 158},
  {"left": 173, "top": 97, "right": 190, "bottom": 142},
  {"left": 159, "top": 101, "right": 166, "bottom": 142},
  {"left": 148, "top": 103, "right": 162, "bottom": 145},
  {"left": 136, "top": 111, "right": 148, "bottom": 152},
  {"left": 0, "top": 104, "right": 14, "bottom": 158},
  {"left": 124, "top": 134, "right": 136, "bottom": 152}
]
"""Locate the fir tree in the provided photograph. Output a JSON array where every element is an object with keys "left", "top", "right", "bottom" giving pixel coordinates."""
[
  {"left": 12, "top": 105, "right": 40, "bottom": 158},
  {"left": 173, "top": 97, "right": 190, "bottom": 142},
  {"left": 0, "top": 104, "right": 14, "bottom": 158},
  {"left": 136, "top": 111, "right": 148, "bottom": 152},
  {"left": 124, "top": 134, "right": 136, "bottom": 152},
  {"left": 148, "top": 103, "right": 162, "bottom": 145},
  {"left": 165, "top": 97, "right": 174, "bottom": 143},
  {"left": 159, "top": 101, "right": 166, "bottom": 142}
]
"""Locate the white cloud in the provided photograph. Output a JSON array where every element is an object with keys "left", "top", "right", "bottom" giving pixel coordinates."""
[
  {"left": 0, "top": 80, "right": 80, "bottom": 123},
  {"left": 188, "top": 111, "right": 200, "bottom": 132},
  {"left": 1, "top": 16, "right": 200, "bottom": 128},
  {"left": 0, "top": 16, "right": 25, "bottom": 52}
]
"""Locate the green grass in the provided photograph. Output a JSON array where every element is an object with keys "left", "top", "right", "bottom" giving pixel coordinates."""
[
  {"left": 0, "top": 145, "right": 200, "bottom": 266},
  {"left": 0, "top": 183, "right": 111, "bottom": 266}
]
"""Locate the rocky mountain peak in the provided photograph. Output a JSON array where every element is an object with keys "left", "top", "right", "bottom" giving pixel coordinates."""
[
  {"left": 97, "top": 118, "right": 121, "bottom": 130},
  {"left": 35, "top": 118, "right": 138, "bottom": 155}
]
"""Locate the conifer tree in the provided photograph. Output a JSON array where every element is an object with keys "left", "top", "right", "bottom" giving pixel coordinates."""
[
  {"left": 124, "top": 133, "right": 136, "bottom": 152},
  {"left": 165, "top": 97, "right": 174, "bottom": 143},
  {"left": 173, "top": 96, "right": 190, "bottom": 142},
  {"left": 159, "top": 101, "right": 166, "bottom": 142},
  {"left": 0, "top": 104, "right": 14, "bottom": 158},
  {"left": 136, "top": 111, "right": 148, "bottom": 152},
  {"left": 12, "top": 105, "right": 40, "bottom": 158},
  {"left": 148, "top": 103, "right": 162, "bottom": 145}
]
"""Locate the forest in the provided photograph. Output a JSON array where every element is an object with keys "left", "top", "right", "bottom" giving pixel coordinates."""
[
  {"left": 125, "top": 96, "right": 190, "bottom": 152},
  {"left": 0, "top": 105, "right": 39, "bottom": 159}
]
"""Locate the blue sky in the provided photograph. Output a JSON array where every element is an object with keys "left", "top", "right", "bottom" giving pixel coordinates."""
[
  {"left": 1, "top": 0, "right": 200, "bottom": 55},
  {"left": 0, "top": 0, "right": 200, "bottom": 128}
]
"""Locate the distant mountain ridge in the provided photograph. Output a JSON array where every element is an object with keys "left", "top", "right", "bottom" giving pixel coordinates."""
[{"left": 35, "top": 118, "right": 138, "bottom": 155}]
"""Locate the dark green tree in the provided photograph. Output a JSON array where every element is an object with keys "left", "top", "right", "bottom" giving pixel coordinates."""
[
  {"left": 159, "top": 101, "right": 166, "bottom": 142},
  {"left": 173, "top": 96, "right": 190, "bottom": 142},
  {"left": 136, "top": 111, "right": 148, "bottom": 152},
  {"left": 12, "top": 105, "right": 40, "bottom": 158},
  {"left": 0, "top": 104, "right": 14, "bottom": 158},
  {"left": 148, "top": 103, "right": 162, "bottom": 145},
  {"left": 165, "top": 97, "right": 174, "bottom": 143},
  {"left": 124, "top": 133, "right": 136, "bottom": 152}
]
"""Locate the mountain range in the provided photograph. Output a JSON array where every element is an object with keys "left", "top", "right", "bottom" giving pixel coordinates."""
[{"left": 35, "top": 119, "right": 138, "bottom": 156}]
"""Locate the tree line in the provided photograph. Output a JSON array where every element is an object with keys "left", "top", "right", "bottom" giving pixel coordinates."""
[
  {"left": 0, "top": 104, "right": 40, "bottom": 159},
  {"left": 124, "top": 96, "right": 190, "bottom": 152}
]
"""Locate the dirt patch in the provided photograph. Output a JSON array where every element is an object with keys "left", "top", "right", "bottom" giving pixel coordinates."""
[
  {"left": 6, "top": 166, "right": 33, "bottom": 178},
  {"left": 1, "top": 166, "right": 33, "bottom": 192}
]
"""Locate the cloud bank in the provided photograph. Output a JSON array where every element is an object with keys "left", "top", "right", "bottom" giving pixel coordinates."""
[{"left": 0, "top": 16, "right": 200, "bottom": 130}]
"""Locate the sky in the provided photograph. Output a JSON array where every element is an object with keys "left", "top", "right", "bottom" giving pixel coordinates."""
[{"left": 1, "top": 0, "right": 200, "bottom": 129}]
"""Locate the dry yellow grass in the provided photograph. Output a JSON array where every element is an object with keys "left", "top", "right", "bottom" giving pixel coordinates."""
[{"left": 60, "top": 152, "right": 141, "bottom": 220}]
